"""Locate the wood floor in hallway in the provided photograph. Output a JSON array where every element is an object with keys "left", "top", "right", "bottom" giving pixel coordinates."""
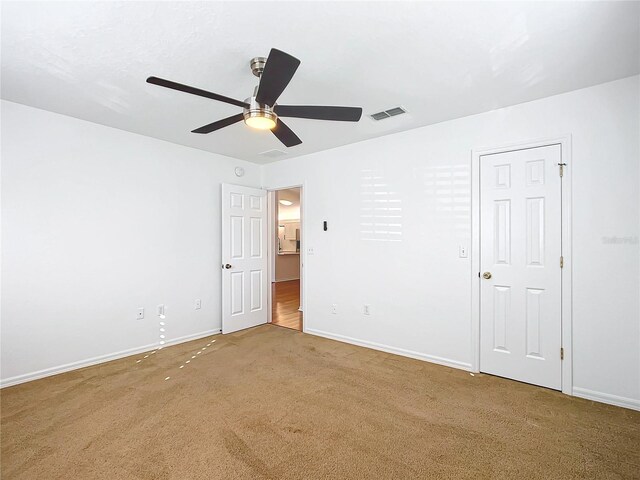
[{"left": 271, "top": 280, "right": 302, "bottom": 331}]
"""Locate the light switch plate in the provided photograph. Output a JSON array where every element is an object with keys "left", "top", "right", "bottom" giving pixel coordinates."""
[
  {"left": 137, "top": 308, "right": 144, "bottom": 320},
  {"left": 459, "top": 246, "right": 468, "bottom": 258},
  {"left": 195, "top": 299, "right": 202, "bottom": 310}
]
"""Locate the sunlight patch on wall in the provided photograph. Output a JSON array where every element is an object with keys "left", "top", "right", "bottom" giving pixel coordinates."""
[
  {"left": 420, "top": 164, "right": 470, "bottom": 239},
  {"left": 359, "top": 168, "right": 403, "bottom": 242}
]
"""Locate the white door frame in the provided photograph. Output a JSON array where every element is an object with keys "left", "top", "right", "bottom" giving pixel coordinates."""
[
  {"left": 471, "top": 135, "right": 573, "bottom": 395},
  {"left": 266, "top": 182, "right": 307, "bottom": 333}
]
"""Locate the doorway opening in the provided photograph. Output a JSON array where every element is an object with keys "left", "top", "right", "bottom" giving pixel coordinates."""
[{"left": 270, "top": 187, "right": 302, "bottom": 331}]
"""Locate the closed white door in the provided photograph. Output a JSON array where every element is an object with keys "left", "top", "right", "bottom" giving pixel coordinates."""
[
  {"left": 480, "top": 144, "right": 563, "bottom": 390},
  {"left": 222, "top": 184, "right": 268, "bottom": 334}
]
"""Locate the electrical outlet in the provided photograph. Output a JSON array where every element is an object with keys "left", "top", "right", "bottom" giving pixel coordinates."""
[
  {"left": 307, "top": 247, "right": 314, "bottom": 255},
  {"left": 459, "top": 246, "right": 468, "bottom": 258},
  {"left": 157, "top": 304, "right": 165, "bottom": 316},
  {"left": 137, "top": 308, "right": 144, "bottom": 320},
  {"left": 331, "top": 304, "right": 337, "bottom": 314},
  {"left": 195, "top": 299, "right": 202, "bottom": 310},
  {"left": 363, "top": 304, "right": 371, "bottom": 315}
]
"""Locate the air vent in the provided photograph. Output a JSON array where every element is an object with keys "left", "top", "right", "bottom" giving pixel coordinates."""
[
  {"left": 369, "top": 106, "right": 407, "bottom": 121},
  {"left": 259, "top": 149, "right": 288, "bottom": 158},
  {"left": 371, "top": 111, "right": 391, "bottom": 121}
]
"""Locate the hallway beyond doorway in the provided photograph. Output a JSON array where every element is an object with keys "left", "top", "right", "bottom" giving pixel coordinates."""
[{"left": 272, "top": 280, "right": 302, "bottom": 331}]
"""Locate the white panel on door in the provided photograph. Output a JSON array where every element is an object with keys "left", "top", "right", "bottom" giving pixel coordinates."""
[
  {"left": 494, "top": 164, "right": 511, "bottom": 188},
  {"left": 526, "top": 197, "right": 545, "bottom": 266},
  {"left": 494, "top": 200, "right": 511, "bottom": 265},
  {"left": 526, "top": 288, "right": 544, "bottom": 359},
  {"left": 526, "top": 160, "right": 545, "bottom": 186},
  {"left": 250, "top": 195, "right": 262, "bottom": 211},
  {"left": 230, "top": 193, "right": 244, "bottom": 209},
  {"left": 250, "top": 270, "right": 262, "bottom": 312},
  {"left": 250, "top": 217, "right": 262, "bottom": 258},
  {"left": 230, "top": 271, "right": 244, "bottom": 316},
  {"left": 230, "top": 216, "right": 244, "bottom": 259},
  {"left": 493, "top": 286, "right": 510, "bottom": 353}
]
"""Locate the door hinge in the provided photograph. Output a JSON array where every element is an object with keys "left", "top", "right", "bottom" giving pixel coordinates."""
[
  {"left": 560, "top": 256, "right": 564, "bottom": 268},
  {"left": 558, "top": 163, "right": 567, "bottom": 177},
  {"left": 560, "top": 347, "right": 564, "bottom": 360}
]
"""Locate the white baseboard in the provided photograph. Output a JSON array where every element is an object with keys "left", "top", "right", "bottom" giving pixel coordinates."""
[
  {"left": 306, "top": 330, "right": 640, "bottom": 411},
  {"left": 573, "top": 387, "right": 640, "bottom": 411},
  {"left": 0, "top": 328, "right": 221, "bottom": 389},
  {"left": 306, "top": 328, "right": 472, "bottom": 371},
  {"left": 274, "top": 277, "right": 300, "bottom": 282}
]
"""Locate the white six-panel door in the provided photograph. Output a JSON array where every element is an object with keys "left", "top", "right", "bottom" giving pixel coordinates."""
[
  {"left": 480, "top": 144, "right": 563, "bottom": 390},
  {"left": 221, "top": 184, "right": 268, "bottom": 334}
]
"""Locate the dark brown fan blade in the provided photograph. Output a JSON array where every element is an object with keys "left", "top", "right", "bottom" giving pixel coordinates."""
[
  {"left": 147, "top": 76, "right": 249, "bottom": 108},
  {"left": 191, "top": 114, "right": 244, "bottom": 134},
  {"left": 274, "top": 105, "right": 363, "bottom": 122},
  {"left": 271, "top": 119, "right": 302, "bottom": 147},
  {"left": 255, "top": 49, "right": 301, "bottom": 107}
]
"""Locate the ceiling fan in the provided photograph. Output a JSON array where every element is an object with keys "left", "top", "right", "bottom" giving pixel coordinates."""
[{"left": 147, "top": 48, "right": 363, "bottom": 147}]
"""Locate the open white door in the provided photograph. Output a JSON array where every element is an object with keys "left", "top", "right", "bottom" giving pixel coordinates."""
[
  {"left": 222, "top": 184, "right": 268, "bottom": 334},
  {"left": 479, "top": 144, "right": 563, "bottom": 390}
]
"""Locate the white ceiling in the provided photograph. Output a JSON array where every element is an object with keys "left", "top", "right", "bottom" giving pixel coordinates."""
[
  {"left": 2, "top": 1, "right": 639, "bottom": 164},
  {"left": 277, "top": 188, "right": 300, "bottom": 205},
  {"left": 277, "top": 188, "right": 301, "bottom": 221}
]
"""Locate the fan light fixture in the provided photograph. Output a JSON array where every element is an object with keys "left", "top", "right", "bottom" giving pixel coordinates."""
[
  {"left": 244, "top": 112, "right": 277, "bottom": 130},
  {"left": 243, "top": 97, "right": 277, "bottom": 130},
  {"left": 279, "top": 199, "right": 293, "bottom": 206}
]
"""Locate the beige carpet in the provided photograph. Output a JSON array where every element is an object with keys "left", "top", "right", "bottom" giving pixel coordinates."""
[{"left": 2, "top": 325, "right": 639, "bottom": 479}]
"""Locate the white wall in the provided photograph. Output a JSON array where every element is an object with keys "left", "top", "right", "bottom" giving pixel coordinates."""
[
  {"left": 3, "top": 77, "right": 639, "bottom": 409},
  {"left": 275, "top": 253, "right": 301, "bottom": 282},
  {"left": 263, "top": 76, "right": 640, "bottom": 409},
  {"left": 0, "top": 100, "right": 261, "bottom": 385}
]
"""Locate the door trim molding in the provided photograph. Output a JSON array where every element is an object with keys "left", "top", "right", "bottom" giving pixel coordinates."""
[
  {"left": 265, "top": 182, "right": 307, "bottom": 333},
  {"left": 470, "top": 135, "right": 573, "bottom": 395}
]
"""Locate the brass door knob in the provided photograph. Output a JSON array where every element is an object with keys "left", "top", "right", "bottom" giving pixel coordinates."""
[{"left": 482, "top": 272, "right": 492, "bottom": 279}]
